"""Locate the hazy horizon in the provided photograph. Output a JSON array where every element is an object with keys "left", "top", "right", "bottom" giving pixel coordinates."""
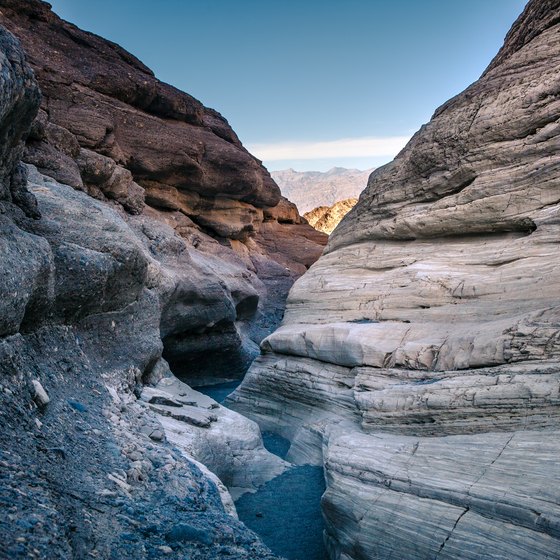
[{"left": 272, "top": 165, "right": 376, "bottom": 174}]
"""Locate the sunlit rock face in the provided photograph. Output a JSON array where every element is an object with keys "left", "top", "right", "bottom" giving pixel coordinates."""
[
  {"left": 304, "top": 198, "right": 358, "bottom": 234},
  {"left": 229, "top": 0, "right": 560, "bottom": 558}
]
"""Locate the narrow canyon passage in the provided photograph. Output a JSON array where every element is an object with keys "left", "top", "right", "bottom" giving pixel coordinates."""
[
  {"left": 197, "top": 382, "right": 328, "bottom": 560},
  {"left": 2, "top": 1, "right": 559, "bottom": 558}
]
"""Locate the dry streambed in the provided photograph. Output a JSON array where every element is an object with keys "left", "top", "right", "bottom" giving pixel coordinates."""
[{"left": 197, "top": 382, "right": 328, "bottom": 560}]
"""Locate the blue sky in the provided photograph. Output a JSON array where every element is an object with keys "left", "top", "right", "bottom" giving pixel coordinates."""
[{"left": 48, "top": 0, "right": 528, "bottom": 171}]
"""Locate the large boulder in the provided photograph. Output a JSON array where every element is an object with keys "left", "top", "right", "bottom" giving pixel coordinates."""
[{"left": 228, "top": 1, "right": 560, "bottom": 558}]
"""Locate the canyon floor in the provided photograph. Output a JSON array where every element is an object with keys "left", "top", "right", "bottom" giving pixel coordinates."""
[{"left": 197, "top": 383, "right": 328, "bottom": 560}]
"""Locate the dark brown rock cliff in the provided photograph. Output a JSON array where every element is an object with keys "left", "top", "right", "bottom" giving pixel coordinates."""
[
  {"left": 0, "top": 0, "right": 279, "bottom": 209},
  {"left": 0, "top": 0, "right": 326, "bottom": 381},
  {"left": 0, "top": 0, "right": 325, "bottom": 265}
]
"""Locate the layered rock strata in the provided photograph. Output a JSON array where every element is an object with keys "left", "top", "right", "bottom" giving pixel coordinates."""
[
  {"left": 229, "top": 1, "right": 560, "bottom": 558},
  {"left": 0, "top": 0, "right": 326, "bottom": 384}
]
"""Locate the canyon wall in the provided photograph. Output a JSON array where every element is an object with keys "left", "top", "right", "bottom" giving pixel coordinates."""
[
  {"left": 0, "top": 1, "right": 327, "bottom": 556},
  {"left": 0, "top": 21, "right": 289, "bottom": 558},
  {"left": 229, "top": 0, "right": 560, "bottom": 558},
  {"left": 0, "top": 0, "right": 326, "bottom": 384}
]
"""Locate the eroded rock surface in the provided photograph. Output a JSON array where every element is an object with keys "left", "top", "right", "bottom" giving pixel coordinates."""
[
  {"left": 1, "top": 166, "right": 284, "bottom": 558},
  {"left": 0, "top": 0, "right": 278, "bottom": 210},
  {"left": 141, "top": 376, "right": 289, "bottom": 500},
  {"left": 229, "top": 1, "right": 560, "bottom": 558},
  {"left": 0, "top": 24, "right": 40, "bottom": 217},
  {"left": 0, "top": 0, "right": 326, "bottom": 383},
  {"left": 0, "top": 11, "right": 292, "bottom": 558}
]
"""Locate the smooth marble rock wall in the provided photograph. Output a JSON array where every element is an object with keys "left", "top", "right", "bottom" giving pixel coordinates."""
[{"left": 228, "top": 1, "right": 560, "bottom": 557}]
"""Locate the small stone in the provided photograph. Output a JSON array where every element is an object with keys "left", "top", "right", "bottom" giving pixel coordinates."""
[
  {"left": 149, "top": 430, "right": 164, "bottom": 442},
  {"left": 34, "top": 418, "right": 42, "bottom": 429},
  {"left": 139, "top": 425, "right": 153, "bottom": 436},
  {"left": 67, "top": 399, "right": 88, "bottom": 413},
  {"left": 158, "top": 546, "right": 173, "bottom": 554},
  {"left": 107, "top": 473, "right": 132, "bottom": 494},
  {"left": 31, "top": 380, "right": 50, "bottom": 407},
  {"left": 127, "top": 450, "right": 142, "bottom": 462},
  {"left": 148, "top": 396, "right": 182, "bottom": 407},
  {"left": 166, "top": 523, "right": 213, "bottom": 545}
]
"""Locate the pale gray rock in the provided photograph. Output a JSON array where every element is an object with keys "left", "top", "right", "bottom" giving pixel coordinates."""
[
  {"left": 31, "top": 379, "right": 49, "bottom": 407},
  {"left": 323, "top": 428, "right": 560, "bottom": 560},
  {"left": 143, "top": 377, "right": 289, "bottom": 501},
  {"left": 148, "top": 402, "right": 217, "bottom": 428},
  {"left": 229, "top": 1, "right": 560, "bottom": 558}
]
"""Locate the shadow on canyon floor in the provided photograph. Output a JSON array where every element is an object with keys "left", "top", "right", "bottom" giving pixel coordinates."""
[{"left": 197, "top": 382, "right": 328, "bottom": 560}]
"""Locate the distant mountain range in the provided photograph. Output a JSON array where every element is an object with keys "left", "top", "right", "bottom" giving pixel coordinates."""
[{"left": 271, "top": 167, "right": 373, "bottom": 213}]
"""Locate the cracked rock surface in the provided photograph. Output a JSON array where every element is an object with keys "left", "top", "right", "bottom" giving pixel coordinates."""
[{"left": 229, "top": 1, "right": 560, "bottom": 558}]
